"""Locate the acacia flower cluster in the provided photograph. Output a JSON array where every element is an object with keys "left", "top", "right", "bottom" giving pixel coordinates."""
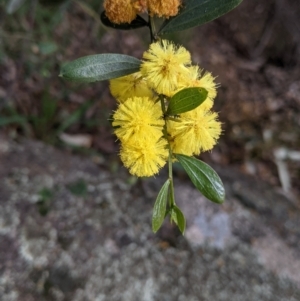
[
  {"left": 104, "top": 0, "right": 181, "bottom": 24},
  {"left": 112, "top": 97, "right": 168, "bottom": 177},
  {"left": 111, "top": 40, "right": 221, "bottom": 177}
]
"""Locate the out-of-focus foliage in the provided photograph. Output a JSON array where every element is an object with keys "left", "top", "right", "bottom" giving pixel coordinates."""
[{"left": 0, "top": 0, "right": 109, "bottom": 148}]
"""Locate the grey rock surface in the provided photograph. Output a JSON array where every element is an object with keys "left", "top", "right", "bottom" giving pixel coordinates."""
[{"left": 0, "top": 135, "right": 300, "bottom": 301}]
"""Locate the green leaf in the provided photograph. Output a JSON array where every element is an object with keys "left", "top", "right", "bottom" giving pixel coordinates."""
[
  {"left": 159, "top": 0, "right": 244, "bottom": 34},
  {"left": 59, "top": 54, "right": 141, "bottom": 82},
  {"left": 38, "top": 42, "right": 58, "bottom": 55},
  {"left": 167, "top": 87, "right": 208, "bottom": 115},
  {"left": 100, "top": 11, "right": 148, "bottom": 30},
  {"left": 171, "top": 206, "right": 186, "bottom": 234},
  {"left": 38, "top": 187, "right": 54, "bottom": 202},
  {"left": 176, "top": 154, "right": 225, "bottom": 204},
  {"left": 57, "top": 101, "right": 94, "bottom": 133},
  {"left": 67, "top": 179, "right": 88, "bottom": 197},
  {"left": 0, "top": 116, "right": 27, "bottom": 127},
  {"left": 152, "top": 180, "right": 170, "bottom": 233}
]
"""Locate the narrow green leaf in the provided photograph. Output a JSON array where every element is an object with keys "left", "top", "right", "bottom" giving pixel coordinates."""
[
  {"left": 57, "top": 101, "right": 93, "bottom": 133},
  {"left": 38, "top": 42, "right": 58, "bottom": 55},
  {"left": 100, "top": 11, "right": 148, "bottom": 30},
  {"left": 176, "top": 154, "right": 225, "bottom": 204},
  {"left": 167, "top": 87, "right": 208, "bottom": 115},
  {"left": 152, "top": 180, "right": 171, "bottom": 233},
  {"left": 171, "top": 206, "right": 186, "bottom": 234},
  {"left": 59, "top": 54, "right": 141, "bottom": 82},
  {"left": 41, "top": 95, "right": 57, "bottom": 120},
  {"left": 159, "top": 0, "right": 244, "bottom": 34},
  {"left": 0, "top": 116, "right": 27, "bottom": 127}
]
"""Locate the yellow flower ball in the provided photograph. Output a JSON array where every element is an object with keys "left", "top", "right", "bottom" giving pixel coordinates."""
[
  {"left": 112, "top": 96, "right": 164, "bottom": 143},
  {"left": 148, "top": 0, "right": 181, "bottom": 18},
  {"left": 110, "top": 72, "right": 154, "bottom": 103},
  {"left": 104, "top": 0, "right": 137, "bottom": 24},
  {"left": 141, "top": 40, "right": 191, "bottom": 97},
  {"left": 167, "top": 106, "right": 221, "bottom": 156},
  {"left": 175, "top": 65, "right": 218, "bottom": 110},
  {"left": 120, "top": 138, "right": 168, "bottom": 177}
]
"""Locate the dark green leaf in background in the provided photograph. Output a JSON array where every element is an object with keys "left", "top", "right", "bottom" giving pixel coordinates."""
[
  {"left": 171, "top": 206, "right": 186, "bottom": 234},
  {"left": 57, "top": 101, "right": 94, "bottom": 133},
  {"left": 67, "top": 179, "right": 88, "bottom": 197},
  {"left": 152, "top": 179, "right": 170, "bottom": 233},
  {"left": 38, "top": 41, "right": 58, "bottom": 55},
  {"left": 37, "top": 187, "right": 54, "bottom": 216},
  {"left": 0, "top": 116, "right": 27, "bottom": 127},
  {"left": 167, "top": 87, "right": 208, "bottom": 115},
  {"left": 176, "top": 154, "right": 225, "bottom": 204},
  {"left": 60, "top": 54, "right": 141, "bottom": 82},
  {"left": 159, "top": 0, "right": 244, "bottom": 34},
  {"left": 100, "top": 11, "right": 148, "bottom": 30}
]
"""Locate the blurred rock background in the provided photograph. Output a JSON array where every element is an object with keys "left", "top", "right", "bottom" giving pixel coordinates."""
[{"left": 0, "top": 0, "right": 300, "bottom": 300}]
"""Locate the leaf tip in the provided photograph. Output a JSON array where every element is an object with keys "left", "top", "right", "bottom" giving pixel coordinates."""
[{"left": 152, "top": 225, "right": 158, "bottom": 233}]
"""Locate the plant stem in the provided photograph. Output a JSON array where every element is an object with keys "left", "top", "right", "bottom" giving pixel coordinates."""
[
  {"left": 168, "top": 147, "right": 176, "bottom": 207},
  {"left": 159, "top": 95, "right": 176, "bottom": 208},
  {"left": 148, "top": 16, "right": 157, "bottom": 43},
  {"left": 159, "top": 95, "right": 166, "bottom": 114}
]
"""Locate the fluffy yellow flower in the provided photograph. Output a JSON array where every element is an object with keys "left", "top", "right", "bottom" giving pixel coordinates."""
[
  {"left": 104, "top": 0, "right": 138, "bottom": 24},
  {"left": 112, "top": 97, "right": 164, "bottom": 143},
  {"left": 176, "top": 65, "right": 218, "bottom": 110},
  {"left": 110, "top": 72, "right": 154, "bottom": 103},
  {"left": 148, "top": 0, "right": 181, "bottom": 18},
  {"left": 167, "top": 106, "right": 221, "bottom": 156},
  {"left": 198, "top": 72, "right": 218, "bottom": 101},
  {"left": 120, "top": 138, "right": 168, "bottom": 177},
  {"left": 141, "top": 40, "right": 191, "bottom": 97}
]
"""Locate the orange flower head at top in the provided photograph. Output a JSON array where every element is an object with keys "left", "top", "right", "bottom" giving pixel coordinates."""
[
  {"left": 148, "top": 0, "right": 181, "bottom": 18},
  {"left": 104, "top": 0, "right": 138, "bottom": 24}
]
